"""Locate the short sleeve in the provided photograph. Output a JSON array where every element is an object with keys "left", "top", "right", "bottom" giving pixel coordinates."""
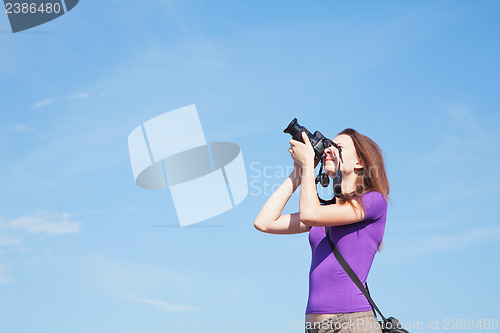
[{"left": 362, "top": 191, "right": 387, "bottom": 221}]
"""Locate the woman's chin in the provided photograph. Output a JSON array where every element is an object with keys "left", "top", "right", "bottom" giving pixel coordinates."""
[
  {"left": 324, "top": 160, "right": 336, "bottom": 171},
  {"left": 324, "top": 167, "right": 336, "bottom": 178}
]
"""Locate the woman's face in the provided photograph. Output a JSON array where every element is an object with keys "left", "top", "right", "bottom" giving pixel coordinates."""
[{"left": 323, "top": 134, "right": 362, "bottom": 177}]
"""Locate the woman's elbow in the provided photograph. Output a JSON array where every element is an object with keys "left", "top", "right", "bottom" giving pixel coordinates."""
[
  {"left": 298, "top": 211, "right": 314, "bottom": 226},
  {"left": 253, "top": 218, "right": 267, "bottom": 232}
]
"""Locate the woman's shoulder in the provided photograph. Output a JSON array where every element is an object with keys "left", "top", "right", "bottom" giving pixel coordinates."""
[
  {"left": 361, "top": 191, "right": 387, "bottom": 221},
  {"left": 361, "top": 190, "right": 387, "bottom": 202}
]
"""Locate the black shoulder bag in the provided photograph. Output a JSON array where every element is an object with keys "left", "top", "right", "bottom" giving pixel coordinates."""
[{"left": 324, "top": 227, "right": 409, "bottom": 333}]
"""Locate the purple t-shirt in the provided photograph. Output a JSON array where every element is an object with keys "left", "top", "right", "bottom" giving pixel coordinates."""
[{"left": 305, "top": 191, "right": 387, "bottom": 314}]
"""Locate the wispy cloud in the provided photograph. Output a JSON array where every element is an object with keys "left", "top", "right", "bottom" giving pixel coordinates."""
[
  {"left": 416, "top": 105, "right": 500, "bottom": 204},
  {"left": 381, "top": 224, "right": 500, "bottom": 266},
  {"left": 80, "top": 255, "right": 253, "bottom": 312},
  {"left": 0, "top": 235, "right": 22, "bottom": 246},
  {"left": 122, "top": 294, "right": 199, "bottom": 312},
  {"left": 421, "top": 225, "right": 500, "bottom": 253},
  {"left": 3, "top": 212, "right": 80, "bottom": 235},
  {"left": 0, "top": 213, "right": 80, "bottom": 283},
  {"left": 30, "top": 98, "right": 56, "bottom": 109},
  {"left": 12, "top": 124, "right": 33, "bottom": 132},
  {"left": 27, "top": 92, "right": 90, "bottom": 112},
  {"left": 67, "top": 92, "right": 90, "bottom": 100},
  {"left": 0, "top": 266, "right": 14, "bottom": 284}
]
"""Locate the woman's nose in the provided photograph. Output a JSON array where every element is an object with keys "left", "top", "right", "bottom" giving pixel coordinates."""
[
  {"left": 324, "top": 146, "right": 335, "bottom": 155},
  {"left": 323, "top": 148, "right": 335, "bottom": 159}
]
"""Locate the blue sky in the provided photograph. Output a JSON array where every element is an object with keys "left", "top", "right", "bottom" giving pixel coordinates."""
[{"left": 1, "top": 1, "right": 499, "bottom": 332}]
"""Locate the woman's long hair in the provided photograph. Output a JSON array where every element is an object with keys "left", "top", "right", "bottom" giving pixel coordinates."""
[{"left": 336, "top": 128, "right": 389, "bottom": 209}]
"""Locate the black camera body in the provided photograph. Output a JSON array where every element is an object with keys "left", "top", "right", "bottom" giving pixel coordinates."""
[{"left": 283, "top": 118, "right": 333, "bottom": 162}]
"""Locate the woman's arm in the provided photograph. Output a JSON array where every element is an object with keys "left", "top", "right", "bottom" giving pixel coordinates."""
[
  {"left": 299, "top": 163, "right": 364, "bottom": 226},
  {"left": 254, "top": 167, "right": 311, "bottom": 234},
  {"left": 291, "top": 132, "right": 365, "bottom": 227}
]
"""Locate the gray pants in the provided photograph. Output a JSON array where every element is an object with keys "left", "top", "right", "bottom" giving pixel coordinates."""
[{"left": 305, "top": 310, "right": 382, "bottom": 333}]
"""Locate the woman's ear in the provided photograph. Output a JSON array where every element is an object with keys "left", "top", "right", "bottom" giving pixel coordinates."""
[{"left": 354, "top": 159, "right": 364, "bottom": 171}]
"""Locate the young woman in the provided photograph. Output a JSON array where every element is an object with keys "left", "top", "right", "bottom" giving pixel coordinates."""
[{"left": 254, "top": 128, "right": 389, "bottom": 333}]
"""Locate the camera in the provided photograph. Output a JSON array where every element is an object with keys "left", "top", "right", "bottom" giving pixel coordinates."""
[
  {"left": 283, "top": 118, "right": 343, "bottom": 200},
  {"left": 283, "top": 118, "right": 333, "bottom": 162}
]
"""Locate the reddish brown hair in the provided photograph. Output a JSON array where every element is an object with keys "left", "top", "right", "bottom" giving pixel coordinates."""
[{"left": 336, "top": 128, "right": 389, "bottom": 209}]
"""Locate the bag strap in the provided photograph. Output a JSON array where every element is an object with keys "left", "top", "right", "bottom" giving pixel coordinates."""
[{"left": 324, "top": 226, "right": 387, "bottom": 322}]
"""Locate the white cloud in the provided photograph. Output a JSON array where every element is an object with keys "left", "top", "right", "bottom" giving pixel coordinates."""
[
  {"left": 422, "top": 225, "right": 500, "bottom": 252},
  {"left": 0, "top": 236, "right": 22, "bottom": 246},
  {"left": 30, "top": 98, "right": 56, "bottom": 109},
  {"left": 0, "top": 266, "right": 14, "bottom": 284},
  {"left": 0, "top": 213, "right": 80, "bottom": 283},
  {"left": 12, "top": 124, "right": 33, "bottom": 132},
  {"left": 122, "top": 294, "right": 199, "bottom": 312},
  {"left": 67, "top": 92, "right": 90, "bottom": 100},
  {"left": 3, "top": 212, "right": 80, "bottom": 235},
  {"left": 381, "top": 224, "right": 500, "bottom": 266},
  {"left": 415, "top": 106, "right": 500, "bottom": 204}
]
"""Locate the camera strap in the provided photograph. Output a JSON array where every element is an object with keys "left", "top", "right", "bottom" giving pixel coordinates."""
[
  {"left": 315, "top": 160, "right": 335, "bottom": 205},
  {"left": 315, "top": 142, "right": 343, "bottom": 203}
]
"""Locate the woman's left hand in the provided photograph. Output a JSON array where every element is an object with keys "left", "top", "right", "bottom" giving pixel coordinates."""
[{"left": 289, "top": 132, "right": 315, "bottom": 168}]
